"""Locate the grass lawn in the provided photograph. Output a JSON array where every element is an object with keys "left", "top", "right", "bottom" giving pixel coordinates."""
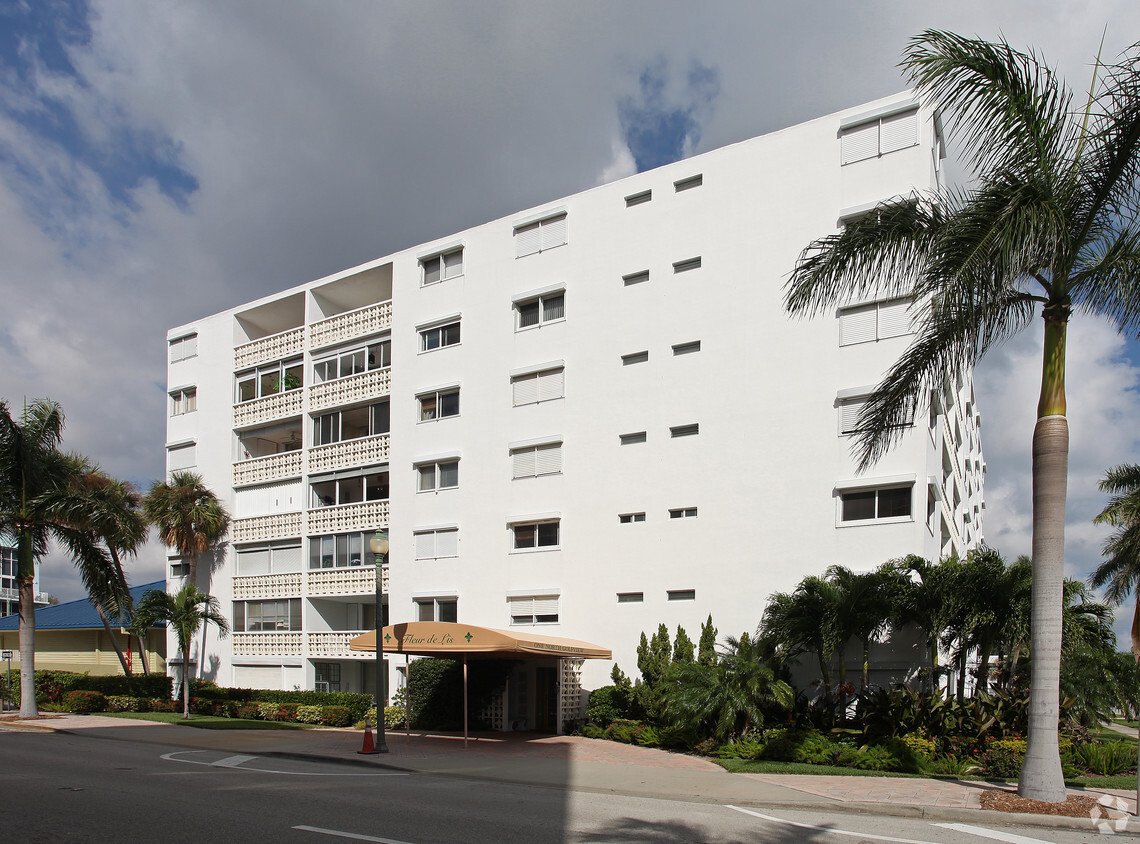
[
  {"left": 1091, "top": 725, "right": 1138, "bottom": 744},
  {"left": 100, "top": 711, "right": 309, "bottom": 730},
  {"left": 1111, "top": 718, "right": 1138, "bottom": 729}
]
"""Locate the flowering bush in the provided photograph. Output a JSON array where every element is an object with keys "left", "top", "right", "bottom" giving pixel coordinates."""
[
  {"left": 63, "top": 690, "right": 106, "bottom": 713},
  {"left": 322, "top": 706, "right": 353, "bottom": 728}
]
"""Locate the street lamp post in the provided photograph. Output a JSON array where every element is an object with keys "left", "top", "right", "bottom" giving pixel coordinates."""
[{"left": 369, "top": 529, "right": 389, "bottom": 753}]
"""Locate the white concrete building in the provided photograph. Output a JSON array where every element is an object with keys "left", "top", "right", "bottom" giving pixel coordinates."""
[
  {"left": 0, "top": 539, "right": 49, "bottom": 618},
  {"left": 162, "top": 91, "right": 984, "bottom": 728}
]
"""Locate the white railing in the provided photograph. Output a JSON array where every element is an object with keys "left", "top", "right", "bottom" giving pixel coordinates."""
[
  {"left": 231, "top": 511, "right": 303, "bottom": 543},
  {"left": 307, "top": 500, "right": 389, "bottom": 535},
  {"left": 232, "top": 573, "right": 303, "bottom": 600},
  {"left": 307, "top": 630, "right": 370, "bottom": 658},
  {"left": 308, "top": 368, "right": 391, "bottom": 412},
  {"left": 233, "top": 390, "right": 304, "bottom": 428},
  {"left": 308, "top": 434, "right": 389, "bottom": 474},
  {"left": 0, "top": 588, "right": 51, "bottom": 605},
  {"left": 309, "top": 301, "right": 392, "bottom": 350},
  {"left": 234, "top": 326, "right": 305, "bottom": 369},
  {"left": 232, "top": 632, "right": 302, "bottom": 657},
  {"left": 233, "top": 451, "right": 303, "bottom": 486},
  {"left": 307, "top": 565, "right": 387, "bottom": 597}
]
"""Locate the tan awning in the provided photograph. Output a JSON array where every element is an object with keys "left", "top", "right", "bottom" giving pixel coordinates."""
[{"left": 348, "top": 621, "right": 611, "bottom": 660}]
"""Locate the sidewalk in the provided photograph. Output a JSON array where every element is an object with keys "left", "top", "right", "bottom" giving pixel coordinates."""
[{"left": 4, "top": 713, "right": 1135, "bottom": 833}]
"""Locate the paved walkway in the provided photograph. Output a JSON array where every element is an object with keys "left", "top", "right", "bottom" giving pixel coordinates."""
[{"left": 3, "top": 713, "right": 1135, "bottom": 833}]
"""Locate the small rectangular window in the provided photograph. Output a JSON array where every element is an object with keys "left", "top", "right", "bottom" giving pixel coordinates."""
[
  {"left": 170, "top": 387, "right": 197, "bottom": 416},
  {"left": 839, "top": 486, "right": 913, "bottom": 522},
  {"left": 622, "top": 270, "right": 650, "bottom": 286},
  {"left": 515, "top": 213, "right": 568, "bottom": 258},
  {"left": 511, "top": 442, "right": 562, "bottom": 479},
  {"left": 511, "top": 367, "right": 565, "bottom": 406},
  {"left": 667, "top": 589, "right": 696, "bottom": 601},
  {"left": 512, "top": 520, "right": 560, "bottom": 550},
  {"left": 169, "top": 334, "right": 198, "bottom": 363},
  {"left": 515, "top": 292, "right": 565, "bottom": 330},
  {"left": 625, "top": 190, "right": 652, "bottom": 207},
  {"left": 618, "top": 513, "right": 646, "bottom": 524},
  {"left": 509, "top": 595, "right": 559, "bottom": 626},
  {"left": 673, "top": 174, "right": 702, "bottom": 192},
  {"left": 620, "top": 432, "right": 647, "bottom": 445},
  {"left": 672, "top": 257, "right": 702, "bottom": 273},
  {"left": 418, "top": 388, "right": 460, "bottom": 421},
  {"left": 418, "top": 461, "right": 459, "bottom": 492},
  {"left": 421, "top": 248, "right": 464, "bottom": 285},
  {"left": 670, "top": 424, "right": 699, "bottom": 438},
  {"left": 420, "top": 321, "right": 461, "bottom": 352},
  {"left": 621, "top": 351, "right": 649, "bottom": 366},
  {"left": 672, "top": 341, "right": 701, "bottom": 356},
  {"left": 414, "top": 528, "right": 459, "bottom": 560},
  {"left": 617, "top": 592, "right": 644, "bottom": 603},
  {"left": 669, "top": 507, "right": 697, "bottom": 519}
]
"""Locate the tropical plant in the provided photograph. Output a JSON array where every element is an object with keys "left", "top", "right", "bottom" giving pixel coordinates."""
[
  {"left": 759, "top": 575, "right": 842, "bottom": 699},
  {"left": 825, "top": 564, "right": 900, "bottom": 692},
  {"left": 143, "top": 470, "right": 230, "bottom": 589},
  {"left": 785, "top": 31, "right": 1140, "bottom": 801},
  {"left": 133, "top": 583, "right": 230, "bottom": 719},
  {"left": 1091, "top": 463, "right": 1140, "bottom": 659}
]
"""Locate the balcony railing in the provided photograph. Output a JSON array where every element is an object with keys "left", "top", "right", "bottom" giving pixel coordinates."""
[
  {"left": 231, "top": 512, "right": 303, "bottom": 543},
  {"left": 307, "top": 500, "right": 389, "bottom": 535},
  {"left": 234, "top": 326, "right": 305, "bottom": 370},
  {"left": 309, "top": 434, "right": 389, "bottom": 474},
  {"left": 308, "top": 630, "right": 370, "bottom": 658},
  {"left": 308, "top": 368, "right": 391, "bottom": 413},
  {"left": 233, "top": 450, "right": 303, "bottom": 486},
  {"left": 307, "top": 565, "right": 387, "bottom": 597},
  {"left": 232, "top": 632, "right": 302, "bottom": 657},
  {"left": 232, "top": 572, "right": 303, "bottom": 600},
  {"left": 309, "top": 301, "right": 392, "bottom": 350},
  {"left": 234, "top": 390, "right": 304, "bottom": 429},
  {"left": 0, "top": 587, "right": 51, "bottom": 605}
]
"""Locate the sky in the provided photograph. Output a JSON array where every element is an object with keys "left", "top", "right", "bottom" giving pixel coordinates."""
[{"left": 2, "top": 1, "right": 1140, "bottom": 643}]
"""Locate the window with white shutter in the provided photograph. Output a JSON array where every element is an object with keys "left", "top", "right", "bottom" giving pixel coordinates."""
[
  {"left": 169, "top": 333, "right": 198, "bottom": 363},
  {"left": 512, "top": 367, "right": 564, "bottom": 406},
  {"left": 515, "top": 213, "right": 567, "bottom": 257},
  {"left": 839, "top": 297, "right": 914, "bottom": 345},
  {"left": 839, "top": 304, "right": 877, "bottom": 345},
  {"left": 167, "top": 443, "right": 196, "bottom": 472},
  {"left": 840, "top": 108, "right": 919, "bottom": 165},
  {"left": 420, "top": 248, "right": 464, "bottom": 285},
  {"left": 509, "top": 595, "right": 559, "bottom": 625},
  {"left": 414, "top": 528, "right": 458, "bottom": 560},
  {"left": 879, "top": 109, "right": 919, "bottom": 154},
  {"left": 511, "top": 442, "right": 562, "bottom": 479},
  {"left": 839, "top": 398, "right": 868, "bottom": 435},
  {"left": 876, "top": 298, "right": 912, "bottom": 338}
]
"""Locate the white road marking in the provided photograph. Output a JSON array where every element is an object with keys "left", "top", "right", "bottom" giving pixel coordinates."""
[
  {"left": 725, "top": 805, "right": 945, "bottom": 843},
  {"left": 932, "top": 823, "right": 1060, "bottom": 843},
  {"left": 292, "top": 825, "right": 415, "bottom": 843},
  {"left": 159, "top": 750, "right": 407, "bottom": 777}
]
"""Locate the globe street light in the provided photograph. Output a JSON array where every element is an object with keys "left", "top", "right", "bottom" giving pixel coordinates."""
[{"left": 369, "top": 528, "right": 389, "bottom": 753}]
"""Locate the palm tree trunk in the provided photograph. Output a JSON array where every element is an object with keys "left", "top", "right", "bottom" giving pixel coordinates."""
[
  {"left": 95, "top": 603, "right": 131, "bottom": 675},
  {"left": 862, "top": 639, "right": 870, "bottom": 691},
  {"left": 135, "top": 632, "right": 151, "bottom": 675},
  {"left": 1131, "top": 592, "right": 1140, "bottom": 663},
  {"left": 181, "top": 638, "right": 191, "bottom": 719},
  {"left": 17, "top": 528, "right": 37, "bottom": 718}
]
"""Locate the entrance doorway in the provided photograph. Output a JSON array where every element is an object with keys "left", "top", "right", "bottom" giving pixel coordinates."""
[{"left": 535, "top": 666, "right": 557, "bottom": 732}]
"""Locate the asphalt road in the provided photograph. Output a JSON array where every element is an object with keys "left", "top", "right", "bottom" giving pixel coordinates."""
[{"left": 0, "top": 730, "right": 1130, "bottom": 843}]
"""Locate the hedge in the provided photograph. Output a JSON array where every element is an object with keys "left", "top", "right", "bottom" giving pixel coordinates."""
[{"left": 6, "top": 671, "right": 173, "bottom": 704}]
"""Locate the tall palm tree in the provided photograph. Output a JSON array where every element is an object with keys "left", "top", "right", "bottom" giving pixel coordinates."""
[
  {"left": 785, "top": 31, "right": 1140, "bottom": 801},
  {"left": 1090, "top": 464, "right": 1140, "bottom": 660},
  {"left": 134, "top": 583, "right": 229, "bottom": 719},
  {"left": 894, "top": 554, "right": 961, "bottom": 696},
  {"left": 759, "top": 575, "right": 842, "bottom": 699},
  {"left": 826, "top": 564, "right": 898, "bottom": 692},
  {"left": 143, "top": 471, "right": 230, "bottom": 590},
  {"left": 0, "top": 399, "right": 111, "bottom": 716}
]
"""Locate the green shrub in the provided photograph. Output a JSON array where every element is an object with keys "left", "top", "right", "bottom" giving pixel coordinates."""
[
  {"left": 105, "top": 695, "right": 139, "bottom": 712},
  {"left": 851, "top": 744, "right": 899, "bottom": 771},
  {"left": 1075, "top": 741, "right": 1136, "bottom": 776},
  {"left": 633, "top": 724, "right": 660, "bottom": 747},
  {"left": 258, "top": 702, "right": 283, "bottom": 720},
  {"left": 236, "top": 703, "right": 261, "bottom": 720},
  {"left": 64, "top": 690, "right": 106, "bottom": 713},
  {"left": 384, "top": 705, "right": 406, "bottom": 730},
  {"left": 795, "top": 735, "right": 859, "bottom": 767},
  {"left": 295, "top": 705, "right": 325, "bottom": 724},
  {"left": 715, "top": 739, "right": 766, "bottom": 760},
  {"left": 761, "top": 728, "right": 820, "bottom": 762},
  {"left": 580, "top": 724, "right": 605, "bottom": 739},
  {"left": 900, "top": 730, "right": 936, "bottom": 758},
  {"left": 586, "top": 685, "right": 630, "bottom": 727},
  {"left": 603, "top": 718, "right": 642, "bottom": 744},
  {"left": 322, "top": 706, "right": 353, "bottom": 728},
  {"left": 980, "top": 738, "right": 1025, "bottom": 779},
  {"left": 150, "top": 697, "right": 177, "bottom": 713},
  {"left": 657, "top": 723, "right": 699, "bottom": 749}
]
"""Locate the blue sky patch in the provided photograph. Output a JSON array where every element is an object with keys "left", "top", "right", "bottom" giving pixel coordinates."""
[{"left": 619, "top": 58, "right": 721, "bottom": 173}]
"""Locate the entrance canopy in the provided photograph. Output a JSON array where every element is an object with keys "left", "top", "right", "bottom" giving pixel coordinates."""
[{"left": 348, "top": 621, "right": 611, "bottom": 660}]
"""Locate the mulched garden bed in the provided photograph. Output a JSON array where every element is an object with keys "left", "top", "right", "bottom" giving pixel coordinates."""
[{"left": 980, "top": 789, "right": 1110, "bottom": 818}]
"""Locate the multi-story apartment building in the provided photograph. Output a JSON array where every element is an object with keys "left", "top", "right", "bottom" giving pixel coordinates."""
[
  {"left": 0, "top": 540, "right": 49, "bottom": 618},
  {"left": 163, "top": 91, "right": 984, "bottom": 724}
]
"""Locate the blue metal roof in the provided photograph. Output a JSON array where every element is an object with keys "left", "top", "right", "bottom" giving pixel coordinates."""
[{"left": 0, "top": 581, "right": 168, "bottom": 630}]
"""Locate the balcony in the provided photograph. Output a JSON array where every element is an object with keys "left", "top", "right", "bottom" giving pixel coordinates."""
[
  {"left": 0, "top": 587, "right": 51, "bottom": 605},
  {"left": 232, "top": 572, "right": 303, "bottom": 600},
  {"left": 307, "top": 500, "right": 389, "bottom": 535},
  {"left": 233, "top": 451, "right": 304, "bottom": 486},
  {"left": 309, "top": 434, "right": 390, "bottom": 474},
  {"left": 234, "top": 390, "right": 304, "bottom": 429},
  {"left": 234, "top": 326, "right": 305, "bottom": 370},
  {"left": 307, "top": 565, "right": 387, "bottom": 597},
  {"left": 310, "top": 301, "right": 393, "bottom": 351},
  {"left": 308, "top": 630, "right": 371, "bottom": 658},
  {"left": 232, "top": 631, "right": 302, "bottom": 657},
  {"left": 308, "top": 368, "right": 391, "bottom": 413},
  {"left": 232, "top": 512, "right": 303, "bottom": 543}
]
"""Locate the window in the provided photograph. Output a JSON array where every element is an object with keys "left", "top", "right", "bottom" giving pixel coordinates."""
[
  {"left": 309, "top": 532, "right": 385, "bottom": 569},
  {"left": 667, "top": 589, "right": 696, "bottom": 601},
  {"left": 311, "top": 471, "right": 388, "bottom": 507},
  {"left": 515, "top": 292, "right": 565, "bottom": 330},
  {"left": 625, "top": 189, "right": 652, "bottom": 207},
  {"left": 514, "top": 213, "right": 567, "bottom": 258},
  {"left": 673, "top": 174, "right": 703, "bottom": 192},
  {"left": 313, "top": 401, "right": 389, "bottom": 446},
  {"left": 621, "top": 351, "right": 648, "bottom": 366},
  {"left": 618, "top": 512, "right": 646, "bottom": 524},
  {"left": 170, "top": 387, "right": 197, "bottom": 416},
  {"left": 509, "top": 595, "right": 559, "bottom": 625},
  {"left": 418, "top": 388, "right": 460, "bottom": 421},
  {"left": 840, "top": 486, "right": 913, "bottom": 522},
  {"left": 421, "top": 248, "right": 463, "bottom": 285},
  {"left": 669, "top": 507, "right": 697, "bottom": 519},
  {"left": 314, "top": 662, "right": 342, "bottom": 693},
  {"left": 511, "top": 367, "right": 564, "bottom": 406},
  {"left": 235, "top": 358, "right": 303, "bottom": 403},
  {"left": 511, "top": 442, "right": 562, "bottom": 478},
  {"left": 313, "top": 341, "right": 390, "bottom": 383},
  {"left": 622, "top": 270, "right": 650, "bottom": 286},
  {"left": 673, "top": 256, "right": 701, "bottom": 273},
  {"left": 620, "top": 432, "right": 646, "bottom": 445},
  {"left": 838, "top": 298, "right": 913, "bottom": 345},
  {"left": 420, "top": 321, "right": 460, "bottom": 352},
  {"left": 617, "top": 592, "right": 643, "bottom": 603},
  {"left": 169, "top": 333, "right": 197, "bottom": 363},
  {"left": 169, "top": 559, "right": 189, "bottom": 578},
  {"left": 670, "top": 424, "right": 699, "bottom": 438},
  {"left": 418, "top": 461, "right": 459, "bottom": 492},
  {"left": 512, "top": 520, "right": 560, "bottom": 550},
  {"left": 840, "top": 108, "right": 919, "bottom": 165},
  {"left": 839, "top": 395, "right": 913, "bottom": 435},
  {"left": 235, "top": 542, "right": 302, "bottom": 575},
  {"left": 233, "top": 598, "right": 302, "bottom": 632},
  {"left": 672, "top": 341, "right": 701, "bottom": 356},
  {"left": 167, "top": 443, "right": 196, "bottom": 471},
  {"left": 414, "top": 528, "right": 459, "bottom": 560},
  {"left": 416, "top": 597, "right": 458, "bottom": 623}
]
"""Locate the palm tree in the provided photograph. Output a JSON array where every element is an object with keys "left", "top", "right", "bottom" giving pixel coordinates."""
[
  {"left": 785, "top": 31, "right": 1140, "bottom": 801},
  {"left": 0, "top": 399, "right": 113, "bottom": 717},
  {"left": 1090, "top": 464, "right": 1140, "bottom": 660},
  {"left": 134, "top": 583, "right": 229, "bottom": 719},
  {"left": 759, "top": 575, "right": 842, "bottom": 699},
  {"left": 143, "top": 471, "right": 230, "bottom": 590},
  {"left": 826, "top": 564, "right": 898, "bottom": 692},
  {"left": 894, "top": 555, "right": 961, "bottom": 696}
]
